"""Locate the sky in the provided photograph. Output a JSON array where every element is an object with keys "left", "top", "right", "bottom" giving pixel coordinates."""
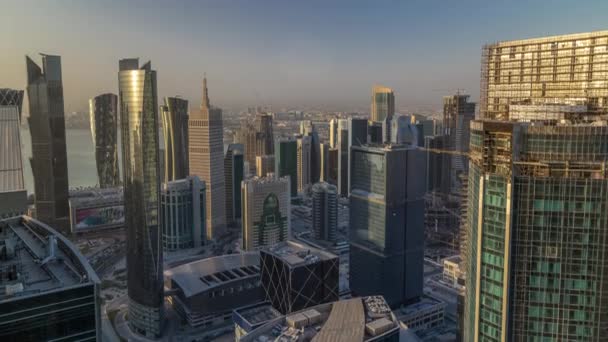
[{"left": 2, "top": 0, "right": 608, "bottom": 114}]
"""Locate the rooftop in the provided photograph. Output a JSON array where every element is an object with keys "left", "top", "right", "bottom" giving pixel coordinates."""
[
  {"left": 0, "top": 216, "right": 99, "bottom": 303},
  {"left": 165, "top": 252, "right": 260, "bottom": 298},
  {"left": 241, "top": 296, "right": 399, "bottom": 342},
  {"left": 68, "top": 186, "right": 123, "bottom": 207},
  {"left": 234, "top": 302, "right": 282, "bottom": 327},
  {"left": 399, "top": 296, "right": 446, "bottom": 317},
  {"left": 265, "top": 240, "right": 337, "bottom": 267}
]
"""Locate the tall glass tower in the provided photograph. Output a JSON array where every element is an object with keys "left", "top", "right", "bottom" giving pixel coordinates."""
[
  {"left": 89, "top": 93, "right": 120, "bottom": 188},
  {"left": 463, "top": 114, "right": 608, "bottom": 341},
  {"left": 118, "top": 58, "right": 163, "bottom": 337},
  {"left": 26, "top": 54, "right": 70, "bottom": 234},
  {"left": 160, "top": 96, "right": 189, "bottom": 182},
  {"left": 371, "top": 85, "right": 395, "bottom": 123}
]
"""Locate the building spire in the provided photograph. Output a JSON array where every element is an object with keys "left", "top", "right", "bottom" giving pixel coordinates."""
[{"left": 201, "top": 73, "right": 210, "bottom": 110}]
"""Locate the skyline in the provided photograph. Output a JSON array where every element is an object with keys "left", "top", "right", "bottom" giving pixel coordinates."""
[{"left": 3, "top": 0, "right": 608, "bottom": 114}]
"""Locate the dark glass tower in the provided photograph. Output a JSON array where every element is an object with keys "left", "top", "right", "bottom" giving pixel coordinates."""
[
  {"left": 349, "top": 145, "right": 425, "bottom": 308},
  {"left": 275, "top": 138, "right": 298, "bottom": 197},
  {"left": 26, "top": 54, "right": 70, "bottom": 234},
  {"left": 312, "top": 182, "right": 338, "bottom": 242},
  {"left": 118, "top": 58, "right": 163, "bottom": 337},
  {"left": 160, "top": 96, "right": 189, "bottom": 182},
  {"left": 225, "top": 143, "right": 244, "bottom": 226},
  {"left": 89, "top": 93, "right": 120, "bottom": 188}
]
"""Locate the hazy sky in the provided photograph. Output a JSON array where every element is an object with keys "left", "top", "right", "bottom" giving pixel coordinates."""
[{"left": 2, "top": 0, "right": 608, "bottom": 114}]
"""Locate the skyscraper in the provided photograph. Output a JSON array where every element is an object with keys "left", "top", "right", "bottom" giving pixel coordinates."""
[
  {"left": 275, "top": 138, "right": 298, "bottom": 197},
  {"left": 256, "top": 155, "right": 275, "bottom": 177},
  {"left": 0, "top": 88, "right": 27, "bottom": 217},
  {"left": 347, "top": 118, "right": 368, "bottom": 195},
  {"left": 89, "top": 93, "right": 120, "bottom": 188},
  {"left": 254, "top": 113, "right": 274, "bottom": 157},
  {"left": 26, "top": 54, "right": 70, "bottom": 234},
  {"left": 160, "top": 176, "right": 205, "bottom": 251},
  {"left": 371, "top": 85, "right": 395, "bottom": 123},
  {"left": 241, "top": 175, "right": 291, "bottom": 251},
  {"left": 225, "top": 143, "right": 244, "bottom": 226},
  {"left": 296, "top": 135, "right": 312, "bottom": 193},
  {"left": 300, "top": 120, "right": 320, "bottom": 183},
  {"left": 336, "top": 119, "right": 349, "bottom": 196},
  {"left": 349, "top": 145, "right": 425, "bottom": 308},
  {"left": 160, "top": 96, "right": 189, "bottom": 182},
  {"left": 463, "top": 114, "right": 608, "bottom": 341},
  {"left": 480, "top": 30, "right": 608, "bottom": 121},
  {"left": 390, "top": 115, "right": 418, "bottom": 145},
  {"left": 312, "top": 182, "right": 338, "bottom": 242},
  {"left": 329, "top": 118, "right": 339, "bottom": 149},
  {"left": 118, "top": 58, "right": 163, "bottom": 337},
  {"left": 189, "top": 76, "right": 226, "bottom": 239},
  {"left": 443, "top": 94, "right": 475, "bottom": 193}
]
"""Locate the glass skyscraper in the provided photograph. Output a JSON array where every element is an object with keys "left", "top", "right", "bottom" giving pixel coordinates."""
[
  {"left": 26, "top": 54, "right": 70, "bottom": 234},
  {"left": 349, "top": 145, "right": 425, "bottom": 308},
  {"left": 89, "top": 93, "right": 120, "bottom": 188},
  {"left": 225, "top": 143, "right": 244, "bottom": 226},
  {"left": 160, "top": 96, "right": 189, "bottom": 183},
  {"left": 275, "top": 138, "right": 298, "bottom": 197},
  {"left": 371, "top": 85, "right": 395, "bottom": 123},
  {"left": 118, "top": 58, "right": 163, "bottom": 337}
]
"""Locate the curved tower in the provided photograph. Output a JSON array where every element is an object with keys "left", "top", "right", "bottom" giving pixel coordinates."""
[
  {"left": 118, "top": 58, "right": 163, "bottom": 337},
  {"left": 89, "top": 93, "right": 120, "bottom": 188},
  {"left": 160, "top": 97, "right": 189, "bottom": 182}
]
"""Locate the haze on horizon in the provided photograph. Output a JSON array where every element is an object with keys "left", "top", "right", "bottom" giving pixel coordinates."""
[{"left": 2, "top": 0, "right": 608, "bottom": 114}]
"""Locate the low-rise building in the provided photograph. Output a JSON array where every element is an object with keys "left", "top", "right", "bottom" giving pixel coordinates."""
[
  {"left": 68, "top": 186, "right": 124, "bottom": 233},
  {"left": 0, "top": 216, "right": 101, "bottom": 341},
  {"left": 164, "top": 252, "right": 263, "bottom": 328},
  {"left": 232, "top": 302, "right": 282, "bottom": 340},
  {"left": 396, "top": 296, "right": 446, "bottom": 333}
]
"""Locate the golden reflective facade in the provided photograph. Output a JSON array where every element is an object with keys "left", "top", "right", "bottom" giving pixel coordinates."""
[{"left": 481, "top": 30, "right": 608, "bottom": 120}]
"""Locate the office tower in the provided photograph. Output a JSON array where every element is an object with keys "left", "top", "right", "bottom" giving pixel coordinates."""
[
  {"left": 390, "top": 115, "right": 418, "bottom": 145},
  {"left": 319, "top": 143, "right": 330, "bottom": 183},
  {"left": 225, "top": 143, "right": 244, "bottom": 225},
  {"left": 160, "top": 96, "right": 189, "bottom": 182},
  {"left": 241, "top": 175, "right": 290, "bottom": 251},
  {"left": 368, "top": 121, "right": 383, "bottom": 144},
  {"left": 335, "top": 119, "right": 349, "bottom": 196},
  {"left": 481, "top": 30, "right": 608, "bottom": 121},
  {"left": 255, "top": 113, "right": 274, "bottom": 157},
  {"left": 443, "top": 94, "right": 475, "bottom": 193},
  {"left": 0, "top": 89, "right": 27, "bottom": 217},
  {"left": 0, "top": 216, "right": 101, "bottom": 341},
  {"left": 327, "top": 148, "right": 339, "bottom": 186},
  {"left": 371, "top": 85, "right": 395, "bottom": 123},
  {"left": 329, "top": 118, "right": 339, "bottom": 148},
  {"left": 26, "top": 54, "right": 70, "bottom": 234},
  {"left": 300, "top": 120, "right": 320, "bottom": 184},
  {"left": 260, "top": 241, "right": 339, "bottom": 314},
  {"left": 418, "top": 118, "right": 442, "bottom": 138},
  {"left": 296, "top": 135, "right": 312, "bottom": 193},
  {"left": 256, "top": 155, "right": 275, "bottom": 177},
  {"left": 189, "top": 76, "right": 226, "bottom": 239},
  {"left": 349, "top": 145, "right": 425, "bottom": 308},
  {"left": 347, "top": 118, "right": 369, "bottom": 194},
  {"left": 89, "top": 93, "right": 120, "bottom": 188},
  {"left": 275, "top": 138, "right": 298, "bottom": 197},
  {"left": 312, "top": 182, "right": 338, "bottom": 242},
  {"left": 234, "top": 119, "right": 256, "bottom": 170},
  {"left": 424, "top": 135, "right": 449, "bottom": 194},
  {"left": 118, "top": 58, "right": 163, "bottom": 337},
  {"left": 160, "top": 176, "right": 205, "bottom": 251},
  {"left": 463, "top": 112, "right": 608, "bottom": 341}
]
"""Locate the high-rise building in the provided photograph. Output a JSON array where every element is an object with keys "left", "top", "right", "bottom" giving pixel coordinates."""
[
  {"left": 319, "top": 143, "right": 331, "bottom": 183},
  {"left": 371, "top": 85, "right": 395, "bottom": 123},
  {"left": 160, "top": 176, "right": 205, "bottom": 251},
  {"left": 368, "top": 121, "right": 383, "bottom": 144},
  {"left": 312, "top": 182, "right": 338, "bottom": 242},
  {"left": 347, "top": 118, "right": 368, "bottom": 194},
  {"left": 256, "top": 155, "right": 275, "bottom": 177},
  {"left": 260, "top": 241, "right": 339, "bottom": 314},
  {"left": 443, "top": 94, "right": 475, "bottom": 193},
  {"left": 89, "top": 93, "right": 120, "bottom": 188},
  {"left": 275, "top": 138, "right": 298, "bottom": 197},
  {"left": 296, "top": 135, "right": 312, "bottom": 193},
  {"left": 160, "top": 96, "right": 189, "bottom": 182},
  {"left": 329, "top": 118, "right": 339, "bottom": 149},
  {"left": 26, "top": 54, "right": 70, "bottom": 234},
  {"left": 118, "top": 58, "right": 163, "bottom": 337},
  {"left": 463, "top": 113, "right": 608, "bottom": 341},
  {"left": 349, "top": 145, "right": 425, "bottom": 308},
  {"left": 254, "top": 113, "right": 274, "bottom": 157},
  {"left": 0, "top": 216, "right": 101, "bottom": 341},
  {"left": 189, "top": 76, "right": 226, "bottom": 239},
  {"left": 480, "top": 30, "right": 608, "bottom": 121},
  {"left": 225, "top": 143, "right": 244, "bottom": 226},
  {"left": 0, "top": 88, "right": 27, "bottom": 217},
  {"left": 241, "top": 175, "right": 290, "bottom": 251},
  {"left": 336, "top": 119, "right": 349, "bottom": 196},
  {"left": 390, "top": 115, "right": 418, "bottom": 145},
  {"left": 300, "top": 120, "right": 320, "bottom": 184}
]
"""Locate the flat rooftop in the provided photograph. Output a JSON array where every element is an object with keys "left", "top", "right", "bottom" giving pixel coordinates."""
[
  {"left": 0, "top": 216, "right": 98, "bottom": 303},
  {"left": 234, "top": 302, "right": 282, "bottom": 327},
  {"left": 165, "top": 252, "right": 260, "bottom": 298},
  {"left": 265, "top": 240, "right": 337, "bottom": 267},
  {"left": 242, "top": 296, "right": 399, "bottom": 342},
  {"left": 399, "top": 296, "right": 446, "bottom": 317}
]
